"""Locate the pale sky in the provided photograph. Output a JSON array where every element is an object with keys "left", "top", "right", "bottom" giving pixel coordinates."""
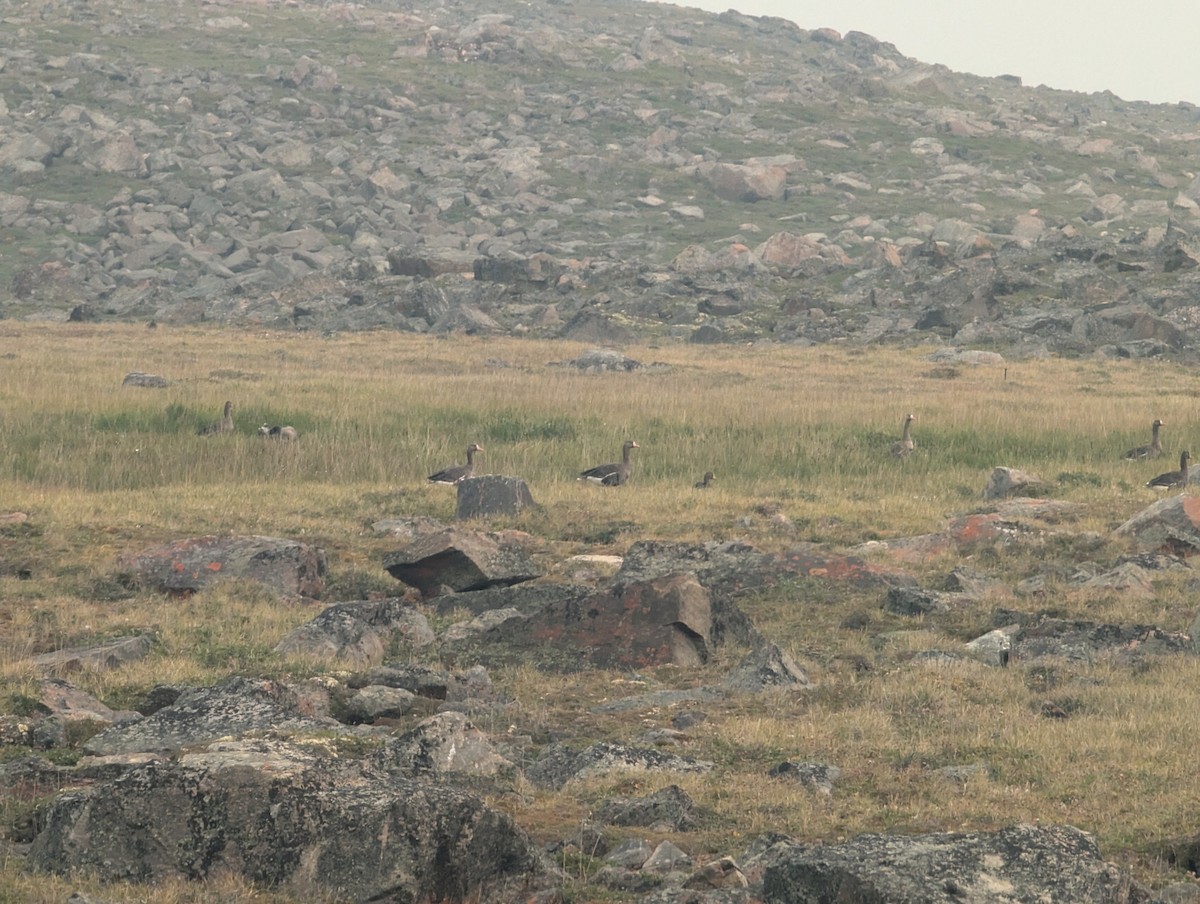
[{"left": 655, "top": 0, "right": 1200, "bottom": 106}]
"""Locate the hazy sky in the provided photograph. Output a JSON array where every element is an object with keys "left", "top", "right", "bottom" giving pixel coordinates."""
[{"left": 654, "top": 0, "right": 1199, "bottom": 106}]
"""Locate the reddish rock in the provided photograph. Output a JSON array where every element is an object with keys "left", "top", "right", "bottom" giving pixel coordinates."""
[
  {"left": 466, "top": 573, "right": 715, "bottom": 670},
  {"left": 946, "top": 512, "right": 1021, "bottom": 544},
  {"left": 756, "top": 231, "right": 851, "bottom": 269},
  {"left": 699, "top": 161, "right": 788, "bottom": 202},
  {"left": 119, "top": 535, "right": 326, "bottom": 599},
  {"left": 772, "top": 543, "right": 907, "bottom": 588},
  {"left": 547, "top": 573, "right": 710, "bottom": 669}
]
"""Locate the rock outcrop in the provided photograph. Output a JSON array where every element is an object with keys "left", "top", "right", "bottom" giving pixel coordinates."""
[{"left": 27, "top": 738, "right": 549, "bottom": 902}]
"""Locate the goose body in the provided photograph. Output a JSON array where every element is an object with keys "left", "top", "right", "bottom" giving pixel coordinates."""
[
  {"left": 1124, "top": 419, "right": 1164, "bottom": 460},
  {"left": 428, "top": 443, "right": 483, "bottom": 485},
  {"left": 694, "top": 470, "right": 715, "bottom": 488},
  {"left": 198, "top": 401, "right": 234, "bottom": 436},
  {"left": 1147, "top": 450, "right": 1190, "bottom": 489},
  {"left": 581, "top": 440, "right": 639, "bottom": 486},
  {"left": 258, "top": 424, "right": 299, "bottom": 441},
  {"left": 889, "top": 413, "right": 915, "bottom": 459}
]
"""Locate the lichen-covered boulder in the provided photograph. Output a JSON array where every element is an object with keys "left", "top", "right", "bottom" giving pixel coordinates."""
[
  {"left": 455, "top": 474, "right": 538, "bottom": 519},
  {"left": 275, "top": 597, "right": 433, "bottom": 666},
  {"left": 82, "top": 677, "right": 338, "bottom": 756},
  {"left": 119, "top": 535, "right": 326, "bottom": 599},
  {"left": 1116, "top": 494, "right": 1200, "bottom": 555},
  {"left": 26, "top": 738, "right": 549, "bottom": 902},
  {"left": 762, "top": 824, "right": 1144, "bottom": 903}
]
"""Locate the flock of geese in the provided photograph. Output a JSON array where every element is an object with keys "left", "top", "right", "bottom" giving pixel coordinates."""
[
  {"left": 887, "top": 413, "right": 1188, "bottom": 490},
  {"left": 197, "top": 403, "right": 1188, "bottom": 493},
  {"left": 196, "top": 401, "right": 652, "bottom": 488}
]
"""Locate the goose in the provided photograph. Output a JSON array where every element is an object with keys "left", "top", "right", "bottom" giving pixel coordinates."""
[
  {"left": 258, "top": 424, "right": 299, "bottom": 441},
  {"left": 889, "top": 413, "right": 915, "bottom": 459},
  {"left": 580, "top": 440, "right": 639, "bottom": 486},
  {"left": 197, "top": 401, "right": 234, "bottom": 436},
  {"left": 428, "top": 443, "right": 483, "bottom": 485},
  {"left": 1147, "top": 450, "right": 1190, "bottom": 489},
  {"left": 694, "top": 470, "right": 715, "bottom": 488},
  {"left": 1124, "top": 419, "right": 1164, "bottom": 460}
]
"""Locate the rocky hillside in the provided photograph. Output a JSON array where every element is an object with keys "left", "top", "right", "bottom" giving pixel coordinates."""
[{"left": 3, "top": 0, "right": 1200, "bottom": 354}]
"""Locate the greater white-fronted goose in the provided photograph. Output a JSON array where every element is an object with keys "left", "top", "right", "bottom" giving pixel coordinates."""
[
  {"left": 1147, "top": 450, "right": 1189, "bottom": 489},
  {"left": 428, "top": 443, "right": 483, "bottom": 485},
  {"left": 1124, "top": 419, "right": 1165, "bottom": 460},
  {"left": 258, "top": 424, "right": 299, "bottom": 441},
  {"left": 197, "top": 400, "right": 234, "bottom": 436},
  {"left": 694, "top": 470, "right": 715, "bottom": 488},
  {"left": 889, "top": 413, "right": 915, "bottom": 459},
  {"left": 580, "top": 440, "right": 639, "bottom": 486}
]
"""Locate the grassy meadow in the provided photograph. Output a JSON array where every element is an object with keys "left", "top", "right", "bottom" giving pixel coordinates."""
[{"left": 3, "top": 322, "right": 1200, "bottom": 899}]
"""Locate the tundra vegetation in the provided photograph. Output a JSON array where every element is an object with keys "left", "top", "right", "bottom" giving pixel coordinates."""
[{"left": 2, "top": 324, "right": 1200, "bottom": 899}]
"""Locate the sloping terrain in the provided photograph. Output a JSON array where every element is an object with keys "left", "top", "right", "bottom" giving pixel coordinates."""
[{"left": 2, "top": 0, "right": 1200, "bottom": 352}]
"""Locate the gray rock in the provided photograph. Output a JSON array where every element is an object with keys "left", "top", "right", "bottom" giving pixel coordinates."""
[
  {"left": 275, "top": 597, "right": 434, "bottom": 666},
  {"left": 341, "top": 685, "right": 417, "bottom": 722},
  {"left": 120, "top": 371, "right": 169, "bottom": 388},
  {"left": 119, "top": 535, "right": 326, "bottom": 600},
  {"left": 524, "top": 742, "right": 714, "bottom": 791},
  {"left": 767, "top": 761, "right": 841, "bottom": 793},
  {"left": 32, "top": 634, "right": 156, "bottom": 675},
  {"left": 883, "top": 586, "right": 968, "bottom": 616},
  {"left": 455, "top": 474, "right": 538, "bottom": 519},
  {"left": 1014, "top": 618, "right": 1190, "bottom": 665},
  {"left": 27, "top": 738, "right": 548, "bottom": 902},
  {"left": 644, "top": 840, "right": 691, "bottom": 873},
  {"left": 383, "top": 528, "right": 541, "bottom": 596},
  {"left": 368, "top": 712, "right": 515, "bottom": 780},
  {"left": 719, "top": 642, "right": 811, "bottom": 692},
  {"left": 345, "top": 664, "right": 485, "bottom": 704},
  {"left": 563, "top": 347, "right": 644, "bottom": 372},
  {"left": 606, "top": 838, "right": 656, "bottom": 869},
  {"left": 762, "top": 824, "right": 1143, "bottom": 904},
  {"left": 594, "top": 784, "right": 697, "bottom": 830},
  {"left": 82, "top": 676, "right": 339, "bottom": 756},
  {"left": 982, "top": 466, "right": 1046, "bottom": 500},
  {"left": 1116, "top": 495, "right": 1200, "bottom": 554},
  {"left": 446, "top": 573, "right": 726, "bottom": 671}
]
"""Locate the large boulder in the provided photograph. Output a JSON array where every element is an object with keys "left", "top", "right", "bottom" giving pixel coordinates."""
[
  {"left": 27, "top": 738, "right": 549, "bottom": 902},
  {"left": 594, "top": 784, "right": 697, "bottom": 830},
  {"left": 1012, "top": 617, "right": 1190, "bottom": 665},
  {"left": 455, "top": 475, "right": 538, "bottom": 519},
  {"left": 446, "top": 573, "right": 721, "bottom": 670},
  {"left": 275, "top": 597, "right": 434, "bottom": 666},
  {"left": 762, "top": 824, "right": 1144, "bottom": 903},
  {"left": 118, "top": 535, "right": 326, "bottom": 600},
  {"left": 82, "top": 677, "right": 339, "bottom": 756},
  {"left": 699, "top": 161, "right": 788, "bottom": 202},
  {"left": 1116, "top": 494, "right": 1200, "bottom": 554},
  {"left": 383, "top": 528, "right": 541, "bottom": 596},
  {"left": 368, "top": 712, "right": 515, "bottom": 780}
]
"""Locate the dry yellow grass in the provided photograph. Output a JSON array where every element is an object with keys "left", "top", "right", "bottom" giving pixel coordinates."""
[{"left": 3, "top": 323, "right": 1200, "bottom": 898}]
